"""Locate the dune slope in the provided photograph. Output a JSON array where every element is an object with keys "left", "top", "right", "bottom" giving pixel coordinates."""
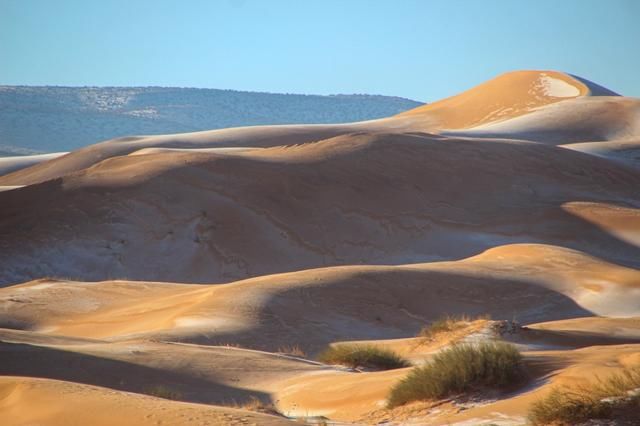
[
  {"left": 397, "top": 70, "right": 616, "bottom": 129},
  {"left": 2, "top": 132, "right": 640, "bottom": 286},
  {"left": 1, "top": 244, "right": 638, "bottom": 351},
  {"left": 0, "top": 376, "right": 294, "bottom": 426}
]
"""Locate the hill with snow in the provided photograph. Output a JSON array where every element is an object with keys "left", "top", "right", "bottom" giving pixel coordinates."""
[{"left": 0, "top": 86, "right": 422, "bottom": 152}]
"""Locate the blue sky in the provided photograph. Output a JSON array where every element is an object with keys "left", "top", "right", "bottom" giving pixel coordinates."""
[{"left": 1, "top": 0, "right": 638, "bottom": 101}]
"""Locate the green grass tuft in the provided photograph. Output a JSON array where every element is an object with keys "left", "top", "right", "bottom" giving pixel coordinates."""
[
  {"left": 318, "top": 344, "right": 410, "bottom": 370},
  {"left": 387, "top": 341, "right": 524, "bottom": 408}
]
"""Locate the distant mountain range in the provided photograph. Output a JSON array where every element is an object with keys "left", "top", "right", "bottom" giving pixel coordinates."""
[{"left": 0, "top": 86, "right": 422, "bottom": 153}]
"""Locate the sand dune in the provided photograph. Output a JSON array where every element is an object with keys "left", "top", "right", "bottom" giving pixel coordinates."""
[
  {"left": 0, "top": 329, "right": 328, "bottom": 405},
  {"left": 434, "top": 344, "right": 640, "bottom": 426},
  {"left": 274, "top": 330, "right": 640, "bottom": 423},
  {"left": 1, "top": 244, "right": 638, "bottom": 352},
  {"left": 3, "top": 245, "right": 639, "bottom": 424},
  {"left": 0, "top": 120, "right": 399, "bottom": 186},
  {"left": 3, "top": 312, "right": 638, "bottom": 425},
  {"left": 434, "top": 243, "right": 640, "bottom": 316},
  {"left": 0, "top": 152, "right": 67, "bottom": 177},
  {"left": 397, "top": 70, "right": 616, "bottom": 129},
  {"left": 0, "top": 70, "right": 627, "bottom": 188},
  {"left": 3, "top": 70, "right": 640, "bottom": 425},
  {"left": 565, "top": 138, "right": 640, "bottom": 168},
  {"left": 2, "top": 131, "right": 640, "bottom": 286},
  {"left": 444, "top": 96, "right": 640, "bottom": 144},
  {"left": 0, "top": 376, "right": 294, "bottom": 426},
  {"left": 2, "top": 71, "right": 638, "bottom": 287}
]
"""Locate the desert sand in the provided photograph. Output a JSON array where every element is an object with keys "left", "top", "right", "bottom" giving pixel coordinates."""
[
  {"left": 0, "top": 152, "right": 67, "bottom": 177},
  {"left": 1, "top": 70, "right": 639, "bottom": 425}
]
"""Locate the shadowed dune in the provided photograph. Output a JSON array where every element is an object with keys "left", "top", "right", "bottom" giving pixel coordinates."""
[
  {"left": 445, "top": 96, "right": 640, "bottom": 145},
  {"left": 0, "top": 341, "right": 274, "bottom": 405},
  {"left": 5, "top": 243, "right": 640, "bottom": 353},
  {"left": 1, "top": 132, "right": 640, "bottom": 286},
  {"left": 0, "top": 267, "right": 595, "bottom": 352},
  {"left": 0, "top": 332, "right": 326, "bottom": 405},
  {"left": 0, "top": 376, "right": 294, "bottom": 426}
]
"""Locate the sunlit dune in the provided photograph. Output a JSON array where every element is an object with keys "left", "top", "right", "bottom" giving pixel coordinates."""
[
  {"left": 276, "top": 341, "right": 640, "bottom": 424},
  {"left": 397, "top": 70, "right": 615, "bottom": 129}
]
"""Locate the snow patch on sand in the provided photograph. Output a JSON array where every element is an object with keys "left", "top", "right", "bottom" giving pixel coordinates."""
[
  {"left": 450, "top": 414, "right": 526, "bottom": 425},
  {"left": 0, "top": 186, "right": 25, "bottom": 192},
  {"left": 537, "top": 74, "right": 580, "bottom": 98},
  {"left": 173, "top": 316, "right": 235, "bottom": 329},
  {"left": 17, "top": 283, "right": 57, "bottom": 291}
]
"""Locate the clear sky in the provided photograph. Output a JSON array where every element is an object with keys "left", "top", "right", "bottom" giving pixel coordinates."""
[{"left": 1, "top": 0, "right": 638, "bottom": 101}]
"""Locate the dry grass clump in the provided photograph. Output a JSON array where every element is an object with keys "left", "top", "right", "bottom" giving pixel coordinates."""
[
  {"left": 145, "top": 384, "right": 183, "bottom": 400},
  {"left": 418, "top": 314, "right": 489, "bottom": 340},
  {"left": 233, "top": 396, "right": 281, "bottom": 416},
  {"left": 528, "top": 366, "right": 640, "bottom": 425},
  {"left": 387, "top": 342, "right": 524, "bottom": 408},
  {"left": 277, "top": 344, "right": 307, "bottom": 358},
  {"left": 318, "top": 344, "right": 410, "bottom": 370},
  {"left": 218, "top": 342, "right": 243, "bottom": 348}
]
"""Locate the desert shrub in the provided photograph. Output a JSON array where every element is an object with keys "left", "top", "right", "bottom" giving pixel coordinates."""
[
  {"left": 528, "top": 366, "right": 640, "bottom": 425},
  {"left": 145, "top": 384, "right": 183, "bottom": 400},
  {"left": 528, "top": 388, "right": 610, "bottom": 425},
  {"left": 218, "top": 342, "right": 243, "bottom": 348},
  {"left": 418, "top": 314, "right": 490, "bottom": 340},
  {"left": 277, "top": 344, "right": 307, "bottom": 357},
  {"left": 387, "top": 341, "right": 524, "bottom": 408},
  {"left": 318, "top": 344, "right": 410, "bottom": 370},
  {"left": 233, "top": 396, "right": 281, "bottom": 416}
]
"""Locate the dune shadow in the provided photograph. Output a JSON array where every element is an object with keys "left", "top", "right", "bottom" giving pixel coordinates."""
[
  {"left": 165, "top": 267, "right": 597, "bottom": 356},
  {"left": 0, "top": 340, "right": 273, "bottom": 406},
  {"left": 496, "top": 353, "right": 571, "bottom": 400},
  {"left": 568, "top": 74, "right": 620, "bottom": 96},
  {"left": 505, "top": 327, "right": 640, "bottom": 350}
]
